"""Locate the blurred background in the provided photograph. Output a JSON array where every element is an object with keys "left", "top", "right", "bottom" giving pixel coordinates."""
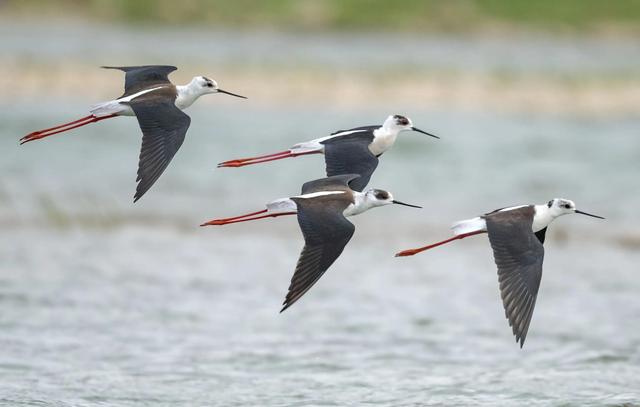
[{"left": 1, "top": 1, "right": 639, "bottom": 405}]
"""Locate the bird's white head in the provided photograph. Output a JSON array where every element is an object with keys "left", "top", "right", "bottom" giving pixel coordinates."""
[
  {"left": 191, "top": 76, "right": 219, "bottom": 95},
  {"left": 345, "top": 188, "right": 421, "bottom": 217},
  {"left": 383, "top": 115, "right": 413, "bottom": 132},
  {"left": 364, "top": 189, "right": 422, "bottom": 209},
  {"left": 190, "top": 76, "right": 246, "bottom": 98},
  {"left": 381, "top": 115, "right": 439, "bottom": 139},
  {"left": 546, "top": 198, "right": 604, "bottom": 219},
  {"left": 176, "top": 76, "right": 247, "bottom": 110}
]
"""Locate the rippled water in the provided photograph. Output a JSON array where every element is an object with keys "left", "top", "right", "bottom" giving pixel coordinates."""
[{"left": 1, "top": 24, "right": 640, "bottom": 406}]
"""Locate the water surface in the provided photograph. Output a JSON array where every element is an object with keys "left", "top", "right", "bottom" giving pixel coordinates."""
[{"left": 1, "top": 24, "right": 639, "bottom": 406}]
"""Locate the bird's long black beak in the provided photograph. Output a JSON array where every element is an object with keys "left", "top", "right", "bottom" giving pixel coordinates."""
[
  {"left": 411, "top": 127, "right": 439, "bottom": 139},
  {"left": 218, "top": 89, "right": 247, "bottom": 99},
  {"left": 392, "top": 200, "right": 422, "bottom": 208},
  {"left": 575, "top": 210, "right": 604, "bottom": 219}
]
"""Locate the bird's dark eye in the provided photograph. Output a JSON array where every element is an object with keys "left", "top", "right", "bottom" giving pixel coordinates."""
[
  {"left": 375, "top": 191, "right": 389, "bottom": 200},
  {"left": 564, "top": 204, "right": 571, "bottom": 209},
  {"left": 394, "top": 116, "right": 409, "bottom": 125},
  {"left": 206, "top": 82, "right": 213, "bottom": 87}
]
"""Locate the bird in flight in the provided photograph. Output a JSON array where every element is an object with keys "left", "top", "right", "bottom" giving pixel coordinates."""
[
  {"left": 20, "top": 65, "right": 246, "bottom": 202},
  {"left": 217, "top": 114, "right": 438, "bottom": 192},
  {"left": 396, "top": 198, "right": 604, "bottom": 347},
  {"left": 201, "top": 174, "right": 422, "bottom": 311}
]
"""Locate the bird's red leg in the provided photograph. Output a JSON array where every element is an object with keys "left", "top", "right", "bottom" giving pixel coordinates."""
[
  {"left": 200, "top": 210, "right": 297, "bottom": 226},
  {"left": 218, "top": 150, "right": 291, "bottom": 166},
  {"left": 20, "top": 114, "right": 117, "bottom": 145},
  {"left": 203, "top": 209, "right": 268, "bottom": 224},
  {"left": 395, "top": 231, "right": 485, "bottom": 257},
  {"left": 28, "top": 115, "right": 94, "bottom": 133},
  {"left": 217, "top": 150, "right": 321, "bottom": 168}
]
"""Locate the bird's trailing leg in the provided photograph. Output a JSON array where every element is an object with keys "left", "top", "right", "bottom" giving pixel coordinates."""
[
  {"left": 217, "top": 150, "right": 321, "bottom": 168},
  {"left": 20, "top": 114, "right": 117, "bottom": 145},
  {"left": 395, "top": 231, "right": 485, "bottom": 257},
  {"left": 200, "top": 209, "right": 297, "bottom": 226}
]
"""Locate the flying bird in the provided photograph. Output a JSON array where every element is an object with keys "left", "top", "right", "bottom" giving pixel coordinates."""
[
  {"left": 20, "top": 65, "right": 246, "bottom": 202},
  {"left": 395, "top": 198, "right": 604, "bottom": 347},
  {"left": 201, "top": 174, "right": 421, "bottom": 311},
  {"left": 217, "top": 114, "right": 438, "bottom": 192}
]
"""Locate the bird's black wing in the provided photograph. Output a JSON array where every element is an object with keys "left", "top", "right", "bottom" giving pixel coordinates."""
[
  {"left": 102, "top": 65, "right": 177, "bottom": 97},
  {"left": 485, "top": 207, "right": 544, "bottom": 348},
  {"left": 281, "top": 196, "right": 355, "bottom": 312},
  {"left": 534, "top": 227, "right": 547, "bottom": 244},
  {"left": 126, "top": 96, "right": 191, "bottom": 202},
  {"left": 322, "top": 132, "right": 378, "bottom": 192},
  {"left": 330, "top": 125, "right": 379, "bottom": 136},
  {"left": 300, "top": 174, "right": 361, "bottom": 195}
]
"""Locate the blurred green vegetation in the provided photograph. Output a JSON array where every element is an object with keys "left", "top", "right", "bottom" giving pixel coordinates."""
[{"left": 4, "top": 0, "right": 640, "bottom": 32}]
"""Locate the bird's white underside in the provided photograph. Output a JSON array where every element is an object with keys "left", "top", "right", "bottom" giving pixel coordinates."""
[
  {"left": 288, "top": 124, "right": 401, "bottom": 157},
  {"left": 265, "top": 191, "right": 347, "bottom": 215},
  {"left": 368, "top": 127, "right": 398, "bottom": 156},
  {"left": 89, "top": 79, "right": 208, "bottom": 118},
  {"left": 264, "top": 190, "right": 379, "bottom": 219},
  {"left": 451, "top": 204, "right": 557, "bottom": 235},
  {"left": 290, "top": 129, "right": 367, "bottom": 154},
  {"left": 90, "top": 86, "right": 166, "bottom": 117}
]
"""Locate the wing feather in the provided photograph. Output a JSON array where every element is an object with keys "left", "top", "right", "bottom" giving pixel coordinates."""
[
  {"left": 281, "top": 197, "right": 355, "bottom": 312},
  {"left": 321, "top": 133, "right": 378, "bottom": 192},
  {"left": 126, "top": 98, "right": 191, "bottom": 202},
  {"left": 300, "top": 174, "right": 361, "bottom": 194},
  {"left": 103, "top": 65, "right": 177, "bottom": 97},
  {"left": 486, "top": 208, "right": 544, "bottom": 348}
]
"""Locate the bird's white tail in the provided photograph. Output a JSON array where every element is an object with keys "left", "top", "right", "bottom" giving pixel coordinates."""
[
  {"left": 266, "top": 198, "right": 297, "bottom": 213},
  {"left": 90, "top": 100, "right": 133, "bottom": 117},
  {"left": 451, "top": 217, "right": 486, "bottom": 235},
  {"left": 289, "top": 139, "right": 325, "bottom": 155}
]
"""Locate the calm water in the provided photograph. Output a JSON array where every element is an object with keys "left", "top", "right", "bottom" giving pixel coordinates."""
[
  {"left": 1, "top": 24, "right": 640, "bottom": 406},
  {"left": 2, "top": 20, "right": 640, "bottom": 75}
]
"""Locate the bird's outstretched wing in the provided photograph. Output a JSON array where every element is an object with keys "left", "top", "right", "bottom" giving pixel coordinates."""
[
  {"left": 330, "top": 125, "right": 378, "bottom": 136},
  {"left": 281, "top": 197, "right": 355, "bottom": 312},
  {"left": 485, "top": 207, "right": 544, "bottom": 348},
  {"left": 125, "top": 95, "right": 191, "bottom": 202},
  {"left": 300, "top": 174, "right": 361, "bottom": 195},
  {"left": 102, "top": 65, "right": 177, "bottom": 97},
  {"left": 322, "top": 133, "right": 378, "bottom": 192}
]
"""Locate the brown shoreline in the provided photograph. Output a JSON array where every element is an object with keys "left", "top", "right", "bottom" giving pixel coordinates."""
[{"left": 1, "top": 64, "right": 639, "bottom": 117}]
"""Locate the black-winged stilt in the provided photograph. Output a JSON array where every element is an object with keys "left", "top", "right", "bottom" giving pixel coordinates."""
[
  {"left": 201, "top": 174, "right": 421, "bottom": 312},
  {"left": 217, "top": 115, "right": 438, "bottom": 192},
  {"left": 20, "top": 65, "right": 246, "bottom": 202},
  {"left": 396, "top": 198, "right": 604, "bottom": 347}
]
